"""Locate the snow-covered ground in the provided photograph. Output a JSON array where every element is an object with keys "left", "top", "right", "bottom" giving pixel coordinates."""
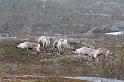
[
  {"left": 66, "top": 76, "right": 124, "bottom": 82},
  {"left": 105, "top": 31, "right": 124, "bottom": 35}
]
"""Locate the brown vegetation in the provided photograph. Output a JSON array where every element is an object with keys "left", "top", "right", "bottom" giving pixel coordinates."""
[{"left": 0, "top": 39, "right": 124, "bottom": 80}]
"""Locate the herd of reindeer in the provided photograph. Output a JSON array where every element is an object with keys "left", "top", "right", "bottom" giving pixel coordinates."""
[{"left": 16, "top": 36, "right": 114, "bottom": 62}]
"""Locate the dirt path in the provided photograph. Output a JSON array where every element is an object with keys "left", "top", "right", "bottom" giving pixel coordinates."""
[
  {"left": 0, "top": 75, "right": 89, "bottom": 82},
  {"left": 1, "top": 75, "right": 124, "bottom": 82},
  {"left": 83, "top": 25, "right": 109, "bottom": 35}
]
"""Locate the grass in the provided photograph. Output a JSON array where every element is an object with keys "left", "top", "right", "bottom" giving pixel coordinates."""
[{"left": 0, "top": 40, "right": 124, "bottom": 80}]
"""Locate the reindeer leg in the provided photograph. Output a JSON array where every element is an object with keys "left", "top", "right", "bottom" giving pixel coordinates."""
[
  {"left": 57, "top": 47, "right": 61, "bottom": 55},
  {"left": 42, "top": 43, "right": 44, "bottom": 50},
  {"left": 96, "top": 57, "right": 99, "bottom": 63}
]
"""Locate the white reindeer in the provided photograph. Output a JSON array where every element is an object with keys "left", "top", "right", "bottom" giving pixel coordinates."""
[
  {"left": 38, "top": 36, "right": 50, "bottom": 49},
  {"left": 74, "top": 47, "right": 97, "bottom": 61},
  {"left": 57, "top": 38, "right": 69, "bottom": 55},
  {"left": 17, "top": 41, "right": 40, "bottom": 53}
]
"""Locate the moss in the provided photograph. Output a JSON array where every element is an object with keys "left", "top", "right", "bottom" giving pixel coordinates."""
[{"left": 0, "top": 68, "right": 6, "bottom": 76}]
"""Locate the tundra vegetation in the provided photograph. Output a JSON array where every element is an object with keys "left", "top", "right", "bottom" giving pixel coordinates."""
[{"left": 0, "top": 35, "right": 124, "bottom": 82}]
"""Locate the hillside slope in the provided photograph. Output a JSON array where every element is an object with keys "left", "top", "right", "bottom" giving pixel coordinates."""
[{"left": 0, "top": 0, "right": 124, "bottom": 34}]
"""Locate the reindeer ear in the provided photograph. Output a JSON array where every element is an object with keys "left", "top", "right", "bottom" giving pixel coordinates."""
[
  {"left": 73, "top": 48, "right": 76, "bottom": 51},
  {"left": 17, "top": 41, "right": 20, "bottom": 44},
  {"left": 50, "top": 38, "right": 52, "bottom": 41},
  {"left": 72, "top": 47, "right": 76, "bottom": 51}
]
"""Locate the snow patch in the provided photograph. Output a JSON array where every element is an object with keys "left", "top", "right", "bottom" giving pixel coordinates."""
[{"left": 105, "top": 31, "right": 124, "bottom": 35}]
